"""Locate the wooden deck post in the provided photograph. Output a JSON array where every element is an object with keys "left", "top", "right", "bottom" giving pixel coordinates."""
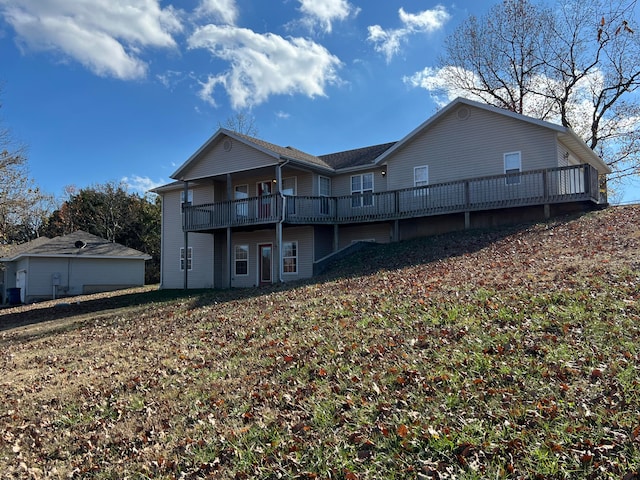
[{"left": 464, "top": 211, "right": 471, "bottom": 230}]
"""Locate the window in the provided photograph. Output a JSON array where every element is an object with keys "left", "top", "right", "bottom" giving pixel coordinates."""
[
  {"left": 180, "top": 247, "right": 192, "bottom": 271},
  {"left": 180, "top": 190, "right": 193, "bottom": 206},
  {"left": 235, "top": 185, "right": 249, "bottom": 217},
  {"left": 414, "top": 165, "right": 429, "bottom": 196},
  {"left": 504, "top": 152, "right": 521, "bottom": 185},
  {"left": 282, "top": 177, "right": 296, "bottom": 196},
  {"left": 282, "top": 241, "right": 298, "bottom": 274},
  {"left": 319, "top": 176, "right": 331, "bottom": 215},
  {"left": 282, "top": 177, "right": 297, "bottom": 215},
  {"left": 351, "top": 173, "right": 374, "bottom": 207},
  {"left": 234, "top": 245, "right": 249, "bottom": 276}
]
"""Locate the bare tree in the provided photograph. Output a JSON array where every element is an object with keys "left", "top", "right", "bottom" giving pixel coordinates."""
[
  {"left": 218, "top": 111, "right": 259, "bottom": 137},
  {"left": 430, "top": 0, "right": 640, "bottom": 181},
  {"left": 0, "top": 112, "right": 53, "bottom": 243}
]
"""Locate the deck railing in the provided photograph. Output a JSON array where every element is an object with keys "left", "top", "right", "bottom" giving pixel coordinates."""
[{"left": 183, "top": 164, "right": 603, "bottom": 231}]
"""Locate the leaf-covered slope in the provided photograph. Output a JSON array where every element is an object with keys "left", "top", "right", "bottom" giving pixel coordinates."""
[{"left": 1, "top": 206, "right": 639, "bottom": 479}]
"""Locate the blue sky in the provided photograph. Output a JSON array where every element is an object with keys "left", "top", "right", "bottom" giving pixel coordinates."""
[{"left": 1, "top": 0, "right": 639, "bottom": 204}]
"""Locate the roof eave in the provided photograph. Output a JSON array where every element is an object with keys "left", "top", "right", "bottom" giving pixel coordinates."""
[{"left": 171, "top": 128, "right": 282, "bottom": 181}]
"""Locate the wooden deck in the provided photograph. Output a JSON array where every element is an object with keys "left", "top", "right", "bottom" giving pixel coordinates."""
[{"left": 183, "top": 165, "right": 604, "bottom": 232}]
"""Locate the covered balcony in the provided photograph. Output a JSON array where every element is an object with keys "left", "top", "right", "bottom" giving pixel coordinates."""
[{"left": 182, "top": 164, "right": 606, "bottom": 232}]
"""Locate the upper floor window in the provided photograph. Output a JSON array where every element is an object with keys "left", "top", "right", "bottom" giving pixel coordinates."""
[
  {"left": 319, "top": 176, "right": 331, "bottom": 215},
  {"left": 181, "top": 189, "right": 193, "bottom": 206},
  {"left": 282, "top": 177, "right": 297, "bottom": 196},
  {"left": 235, "top": 185, "right": 249, "bottom": 217},
  {"left": 414, "top": 165, "right": 429, "bottom": 196},
  {"left": 351, "top": 173, "right": 374, "bottom": 207},
  {"left": 319, "top": 176, "right": 331, "bottom": 197},
  {"left": 504, "top": 152, "right": 521, "bottom": 185}
]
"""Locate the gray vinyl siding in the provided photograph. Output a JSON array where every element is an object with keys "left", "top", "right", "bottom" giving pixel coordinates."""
[
  {"left": 230, "top": 227, "right": 314, "bottom": 287},
  {"left": 213, "top": 231, "right": 228, "bottom": 288},
  {"left": 182, "top": 136, "right": 278, "bottom": 180},
  {"left": 19, "top": 257, "right": 145, "bottom": 302},
  {"left": 337, "top": 223, "right": 392, "bottom": 249},
  {"left": 159, "top": 188, "right": 185, "bottom": 289},
  {"left": 160, "top": 186, "right": 216, "bottom": 289},
  {"left": 187, "top": 232, "right": 215, "bottom": 288},
  {"left": 283, "top": 226, "right": 314, "bottom": 280},
  {"left": 314, "top": 226, "right": 334, "bottom": 260},
  {"left": 231, "top": 230, "right": 276, "bottom": 288},
  {"left": 290, "top": 171, "right": 314, "bottom": 197},
  {"left": 331, "top": 170, "right": 386, "bottom": 197},
  {"left": 386, "top": 105, "right": 559, "bottom": 191},
  {"left": 229, "top": 171, "right": 313, "bottom": 198}
]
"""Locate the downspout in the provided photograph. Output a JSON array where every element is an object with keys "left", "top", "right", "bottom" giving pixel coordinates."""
[
  {"left": 277, "top": 159, "right": 290, "bottom": 283},
  {"left": 182, "top": 179, "right": 189, "bottom": 290}
]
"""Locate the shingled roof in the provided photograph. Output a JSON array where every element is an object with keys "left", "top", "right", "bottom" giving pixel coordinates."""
[
  {"left": 320, "top": 142, "right": 397, "bottom": 169},
  {"left": 231, "top": 131, "right": 333, "bottom": 170},
  {"left": 231, "top": 132, "right": 396, "bottom": 171},
  {"left": 0, "top": 231, "right": 151, "bottom": 261}
]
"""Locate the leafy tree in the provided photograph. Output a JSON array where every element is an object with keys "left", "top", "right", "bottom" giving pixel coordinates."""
[
  {"left": 422, "top": 0, "right": 640, "bottom": 181},
  {"left": 41, "top": 182, "right": 161, "bottom": 283}
]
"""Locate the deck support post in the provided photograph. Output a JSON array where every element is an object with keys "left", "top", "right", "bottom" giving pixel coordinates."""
[
  {"left": 333, "top": 224, "right": 339, "bottom": 252},
  {"left": 393, "top": 220, "right": 399, "bottom": 242},
  {"left": 226, "top": 227, "right": 232, "bottom": 288},
  {"left": 544, "top": 204, "right": 551, "bottom": 219},
  {"left": 183, "top": 180, "right": 189, "bottom": 290},
  {"left": 464, "top": 211, "right": 471, "bottom": 230}
]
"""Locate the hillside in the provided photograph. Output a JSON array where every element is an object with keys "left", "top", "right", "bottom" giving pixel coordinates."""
[{"left": 1, "top": 205, "right": 639, "bottom": 479}]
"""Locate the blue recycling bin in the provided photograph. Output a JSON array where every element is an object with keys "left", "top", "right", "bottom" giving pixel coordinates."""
[{"left": 7, "top": 288, "right": 21, "bottom": 305}]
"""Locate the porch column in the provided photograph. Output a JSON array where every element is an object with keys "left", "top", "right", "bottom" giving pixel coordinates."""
[
  {"left": 182, "top": 180, "right": 189, "bottom": 290},
  {"left": 227, "top": 227, "right": 232, "bottom": 288},
  {"left": 226, "top": 173, "right": 232, "bottom": 200}
]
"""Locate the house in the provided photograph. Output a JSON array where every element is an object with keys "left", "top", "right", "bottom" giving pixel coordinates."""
[
  {"left": 0, "top": 231, "right": 152, "bottom": 304},
  {"left": 152, "top": 97, "right": 611, "bottom": 290}
]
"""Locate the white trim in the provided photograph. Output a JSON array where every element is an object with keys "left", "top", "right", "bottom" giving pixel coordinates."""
[
  {"left": 180, "top": 189, "right": 193, "bottom": 205},
  {"left": 282, "top": 240, "right": 298, "bottom": 274},
  {"left": 350, "top": 172, "right": 374, "bottom": 207},
  {"left": 414, "top": 165, "right": 429, "bottom": 196},
  {"left": 319, "top": 175, "right": 331, "bottom": 196},
  {"left": 234, "top": 244, "right": 249, "bottom": 276},
  {"left": 257, "top": 243, "right": 273, "bottom": 284},
  {"left": 504, "top": 151, "right": 522, "bottom": 185},
  {"left": 282, "top": 176, "right": 297, "bottom": 196},
  {"left": 180, "top": 246, "right": 193, "bottom": 271}
]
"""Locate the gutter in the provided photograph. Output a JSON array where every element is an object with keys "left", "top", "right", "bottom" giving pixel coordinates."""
[{"left": 277, "top": 158, "right": 291, "bottom": 283}]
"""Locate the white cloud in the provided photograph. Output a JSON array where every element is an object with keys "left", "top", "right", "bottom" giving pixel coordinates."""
[
  {"left": 188, "top": 25, "right": 342, "bottom": 109},
  {"left": 122, "top": 175, "right": 167, "bottom": 194},
  {"left": 195, "top": 0, "right": 238, "bottom": 25},
  {"left": 404, "top": 66, "right": 473, "bottom": 106},
  {"left": 405, "top": 66, "right": 640, "bottom": 147},
  {"left": 368, "top": 5, "right": 450, "bottom": 62},
  {"left": 0, "top": 0, "right": 182, "bottom": 80},
  {"left": 275, "top": 111, "right": 291, "bottom": 119},
  {"left": 297, "top": 0, "right": 358, "bottom": 33}
]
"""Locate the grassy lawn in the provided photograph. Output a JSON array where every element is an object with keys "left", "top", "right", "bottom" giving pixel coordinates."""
[{"left": 1, "top": 206, "right": 639, "bottom": 479}]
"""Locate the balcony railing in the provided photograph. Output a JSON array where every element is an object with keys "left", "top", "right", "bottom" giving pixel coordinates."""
[{"left": 183, "top": 164, "right": 604, "bottom": 231}]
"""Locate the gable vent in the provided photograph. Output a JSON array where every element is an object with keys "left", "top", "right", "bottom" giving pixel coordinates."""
[{"left": 457, "top": 107, "right": 470, "bottom": 121}]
